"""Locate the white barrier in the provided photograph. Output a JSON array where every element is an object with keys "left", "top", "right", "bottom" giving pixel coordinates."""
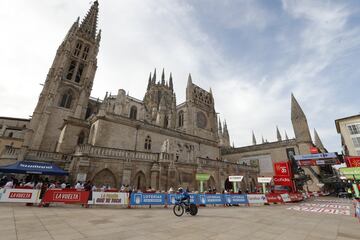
[
  {"left": 0, "top": 188, "right": 41, "bottom": 203},
  {"left": 90, "top": 192, "right": 129, "bottom": 205}
]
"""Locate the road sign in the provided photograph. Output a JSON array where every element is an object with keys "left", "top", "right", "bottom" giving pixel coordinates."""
[
  {"left": 229, "top": 176, "right": 244, "bottom": 182},
  {"left": 257, "top": 177, "right": 272, "bottom": 183},
  {"left": 196, "top": 173, "right": 210, "bottom": 181}
]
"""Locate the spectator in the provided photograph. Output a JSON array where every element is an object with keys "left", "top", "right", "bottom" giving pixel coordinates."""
[
  {"left": 60, "top": 182, "right": 66, "bottom": 189},
  {"left": 4, "top": 180, "right": 13, "bottom": 189},
  {"left": 24, "top": 181, "right": 34, "bottom": 188},
  {"left": 75, "top": 181, "right": 82, "bottom": 189}
]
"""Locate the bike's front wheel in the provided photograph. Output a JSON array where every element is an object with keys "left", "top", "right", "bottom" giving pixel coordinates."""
[{"left": 173, "top": 204, "right": 184, "bottom": 217}]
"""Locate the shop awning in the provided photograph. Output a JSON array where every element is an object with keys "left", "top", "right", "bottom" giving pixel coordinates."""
[
  {"left": 0, "top": 161, "right": 68, "bottom": 176},
  {"left": 339, "top": 167, "right": 360, "bottom": 180}
]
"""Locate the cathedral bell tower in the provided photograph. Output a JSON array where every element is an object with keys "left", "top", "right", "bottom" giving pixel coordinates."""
[
  {"left": 23, "top": 1, "right": 101, "bottom": 152},
  {"left": 291, "top": 94, "right": 312, "bottom": 143}
]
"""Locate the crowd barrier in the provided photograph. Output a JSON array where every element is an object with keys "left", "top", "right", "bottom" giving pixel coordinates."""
[{"left": 0, "top": 188, "right": 306, "bottom": 206}]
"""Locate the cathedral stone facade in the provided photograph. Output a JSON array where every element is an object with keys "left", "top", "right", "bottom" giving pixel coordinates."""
[{"left": 0, "top": 1, "right": 258, "bottom": 192}]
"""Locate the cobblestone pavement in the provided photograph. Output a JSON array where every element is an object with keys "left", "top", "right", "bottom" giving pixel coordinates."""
[{"left": 0, "top": 197, "right": 358, "bottom": 240}]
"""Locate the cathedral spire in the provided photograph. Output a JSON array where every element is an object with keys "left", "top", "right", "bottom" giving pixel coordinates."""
[
  {"left": 147, "top": 72, "right": 152, "bottom": 90},
  {"left": 218, "top": 117, "right": 223, "bottom": 134},
  {"left": 252, "top": 131, "right": 257, "bottom": 145},
  {"left": 152, "top": 68, "right": 157, "bottom": 84},
  {"left": 276, "top": 126, "right": 282, "bottom": 141},
  {"left": 169, "top": 73, "right": 173, "bottom": 91},
  {"left": 291, "top": 93, "right": 312, "bottom": 143},
  {"left": 187, "top": 73, "right": 192, "bottom": 86},
  {"left": 314, "top": 129, "right": 325, "bottom": 151},
  {"left": 161, "top": 68, "right": 165, "bottom": 85},
  {"left": 285, "top": 131, "right": 289, "bottom": 140},
  {"left": 262, "top": 136, "right": 265, "bottom": 144},
  {"left": 79, "top": 0, "right": 99, "bottom": 40}
]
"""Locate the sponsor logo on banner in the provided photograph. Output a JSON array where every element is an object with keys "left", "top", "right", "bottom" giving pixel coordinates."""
[
  {"left": 280, "top": 193, "right": 291, "bottom": 202},
  {"left": 289, "top": 193, "right": 303, "bottom": 202},
  {"left": 274, "top": 162, "right": 291, "bottom": 176},
  {"left": 247, "top": 194, "right": 268, "bottom": 204},
  {"left": 294, "top": 152, "right": 337, "bottom": 161},
  {"left": 130, "top": 193, "right": 165, "bottom": 205},
  {"left": 205, "top": 194, "right": 224, "bottom": 204},
  {"left": 257, "top": 177, "right": 272, "bottom": 183},
  {"left": 0, "top": 189, "right": 40, "bottom": 203},
  {"left": 266, "top": 193, "right": 283, "bottom": 203},
  {"left": 273, "top": 176, "right": 293, "bottom": 186},
  {"left": 345, "top": 156, "right": 360, "bottom": 167},
  {"left": 224, "top": 194, "right": 248, "bottom": 204},
  {"left": 167, "top": 194, "right": 196, "bottom": 205},
  {"left": 91, "top": 192, "right": 128, "bottom": 205},
  {"left": 42, "top": 189, "right": 89, "bottom": 204},
  {"left": 9, "top": 192, "right": 32, "bottom": 199}
]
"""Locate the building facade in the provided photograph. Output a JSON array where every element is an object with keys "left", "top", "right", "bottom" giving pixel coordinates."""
[
  {"left": 0, "top": 1, "right": 258, "bottom": 192},
  {"left": 335, "top": 114, "right": 360, "bottom": 156}
]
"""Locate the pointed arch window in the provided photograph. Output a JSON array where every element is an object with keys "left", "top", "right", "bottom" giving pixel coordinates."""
[
  {"left": 59, "top": 90, "right": 73, "bottom": 109},
  {"left": 130, "top": 106, "right": 137, "bottom": 120},
  {"left": 82, "top": 45, "right": 90, "bottom": 60},
  {"left": 144, "top": 135, "right": 151, "bottom": 150},
  {"left": 77, "top": 131, "right": 85, "bottom": 145},
  {"left": 164, "top": 116, "right": 169, "bottom": 128},
  {"left": 178, "top": 110, "right": 184, "bottom": 127},
  {"left": 75, "top": 63, "right": 84, "bottom": 83},
  {"left": 66, "top": 60, "right": 77, "bottom": 80},
  {"left": 73, "top": 41, "right": 83, "bottom": 57}
]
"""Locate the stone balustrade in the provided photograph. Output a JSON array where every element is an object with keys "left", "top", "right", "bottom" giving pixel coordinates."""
[
  {"left": 0, "top": 146, "right": 21, "bottom": 159},
  {"left": 197, "top": 157, "right": 259, "bottom": 172},
  {"left": 75, "top": 144, "right": 159, "bottom": 162},
  {"left": 25, "top": 150, "right": 72, "bottom": 163}
]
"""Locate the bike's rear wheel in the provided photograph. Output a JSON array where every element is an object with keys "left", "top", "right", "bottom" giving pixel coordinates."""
[
  {"left": 173, "top": 204, "right": 184, "bottom": 217},
  {"left": 189, "top": 204, "right": 198, "bottom": 216}
]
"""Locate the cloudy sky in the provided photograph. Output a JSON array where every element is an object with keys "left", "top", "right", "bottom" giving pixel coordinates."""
[{"left": 1, "top": 0, "right": 360, "bottom": 152}]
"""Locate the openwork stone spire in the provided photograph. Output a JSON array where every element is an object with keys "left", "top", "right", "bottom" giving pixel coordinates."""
[
  {"left": 79, "top": 1, "right": 99, "bottom": 39},
  {"left": 314, "top": 129, "right": 325, "bottom": 151},
  {"left": 252, "top": 131, "right": 257, "bottom": 145},
  {"left": 291, "top": 93, "right": 312, "bottom": 143}
]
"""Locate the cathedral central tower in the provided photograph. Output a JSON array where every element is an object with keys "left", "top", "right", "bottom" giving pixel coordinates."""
[{"left": 23, "top": 1, "right": 101, "bottom": 152}]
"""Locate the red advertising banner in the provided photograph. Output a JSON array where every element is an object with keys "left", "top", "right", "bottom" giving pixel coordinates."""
[
  {"left": 273, "top": 176, "right": 293, "bottom": 186},
  {"left": 0, "top": 189, "right": 41, "bottom": 203},
  {"left": 274, "top": 161, "right": 291, "bottom": 177},
  {"left": 265, "top": 193, "right": 283, "bottom": 203},
  {"left": 42, "top": 189, "right": 89, "bottom": 204},
  {"left": 345, "top": 156, "right": 360, "bottom": 167}
]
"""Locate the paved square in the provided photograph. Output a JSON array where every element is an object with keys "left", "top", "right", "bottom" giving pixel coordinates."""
[{"left": 0, "top": 197, "right": 359, "bottom": 240}]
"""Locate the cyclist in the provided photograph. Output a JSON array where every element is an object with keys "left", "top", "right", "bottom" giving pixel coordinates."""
[{"left": 178, "top": 187, "right": 190, "bottom": 206}]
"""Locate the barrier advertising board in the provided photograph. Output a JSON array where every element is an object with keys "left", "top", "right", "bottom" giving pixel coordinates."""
[
  {"left": 167, "top": 194, "right": 197, "bottom": 205},
  {"left": 42, "top": 189, "right": 90, "bottom": 204},
  {"left": 247, "top": 194, "right": 268, "bottom": 204},
  {"left": 266, "top": 193, "right": 283, "bottom": 203},
  {"left": 224, "top": 194, "right": 248, "bottom": 204},
  {"left": 289, "top": 193, "right": 303, "bottom": 202},
  {"left": 280, "top": 193, "right": 291, "bottom": 202},
  {"left": 204, "top": 194, "right": 225, "bottom": 204},
  {"left": 130, "top": 193, "right": 165, "bottom": 205},
  {"left": 0, "top": 188, "right": 40, "bottom": 203},
  {"left": 91, "top": 192, "right": 128, "bottom": 205}
]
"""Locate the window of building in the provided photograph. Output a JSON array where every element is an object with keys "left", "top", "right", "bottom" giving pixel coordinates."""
[
  {"left": 75, "top": 63, "right": 84, "bottom": 83},
  {"left": 8, "top": 132, "right": 13, "bottom": 138},
  {"left": 74, "top": 41, "right": 83, "bottom": 57},
  {"left": 352, "top": 137, "right": 360, "bottom": 148},
  {"left": 66, "top": 60, "right": 77, "bottom": 80},
  {"left": 144, "top": 136, "right": 151, "bottom": 150},
  {"left": 59, "top": 90, "right": 73, "bottom": 108},
  {"left": 82, "top": 45, "right": 90, "bottom": 60},
  {"left": 164, "top": 115, "right": 168, "bottom": 128},
  {"left": 130, "top": 106, "right": 137, "bottom": 120},
  {"left": 178, "top": 110, "right": 184, "bottom": 127},
  {"left": 347, "top": 124, "right": 360, "bottom": 135},
  {"left": 77, "top": 131, "right": 85, "bottom": 145}
]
